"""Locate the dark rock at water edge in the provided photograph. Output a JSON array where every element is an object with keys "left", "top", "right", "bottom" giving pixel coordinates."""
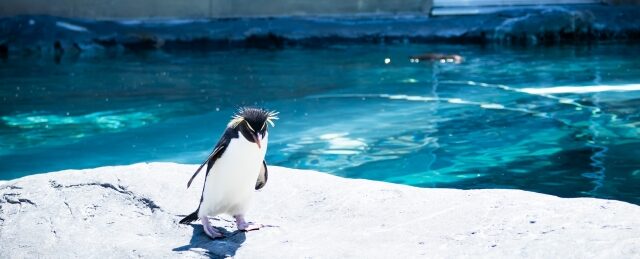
[{"left": 1, "top": 5, "right": 640, "bottom": 56}]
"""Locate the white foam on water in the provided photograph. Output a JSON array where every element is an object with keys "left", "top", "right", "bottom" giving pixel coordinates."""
[
  {"left": 319, "top": 133, "right": 349, "bottom": 140},
  {"left": 520, "top": 84, "right": 640, "bottom": 94},
  {"left": 441, "top": 80, "right": 598, "bottom": 110},
  {"left": 55, "top": 21, "right": 88, "bottom": 32},
  {"left": 480, "top": 103, "right": 505, "bottom": 109}
]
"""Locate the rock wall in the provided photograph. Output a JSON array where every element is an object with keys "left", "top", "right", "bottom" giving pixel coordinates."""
[{"left": 1, "top": 5, "right": 640, "bottom": 58}]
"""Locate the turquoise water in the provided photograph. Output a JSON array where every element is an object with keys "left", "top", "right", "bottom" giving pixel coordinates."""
[{"left": 1, "top": 44, "right": 639, "bottom": 204}]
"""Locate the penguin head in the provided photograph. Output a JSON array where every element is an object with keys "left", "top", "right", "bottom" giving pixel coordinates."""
[{"left": 228, "top": 107, "right": 279, "bottom": 149}]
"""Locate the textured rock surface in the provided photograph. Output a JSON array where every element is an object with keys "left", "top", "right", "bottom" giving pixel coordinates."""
[
  {"left": 1, "top": 5, "right": 640, "bottom": 55},
  {"left": 1, "top": 162, "right": 639, "bottom": 258}
]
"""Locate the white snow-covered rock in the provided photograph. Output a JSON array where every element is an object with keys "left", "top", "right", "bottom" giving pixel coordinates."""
[{"left": 1, "top": 162, "right": 639, "bottom": 258}]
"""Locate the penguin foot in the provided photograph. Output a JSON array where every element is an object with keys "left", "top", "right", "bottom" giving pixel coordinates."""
[
  {"left": 238, "top": 222, "right": 263, "bottom": 231},
  {"left": 201, "top": 217, "right": 224, "bottom": 239},
  {"left": 234, "top": 215, "right": 263, "bottom": 231}
]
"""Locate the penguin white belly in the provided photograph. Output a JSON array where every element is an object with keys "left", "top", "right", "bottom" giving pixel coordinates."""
[{"left": 198, "top": 133, "right": 268, "bottom": 217}]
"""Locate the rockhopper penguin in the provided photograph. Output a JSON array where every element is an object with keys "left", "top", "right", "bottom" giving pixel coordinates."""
[{"left": 179, "top": 107, "right": 278, "bottom": 238}]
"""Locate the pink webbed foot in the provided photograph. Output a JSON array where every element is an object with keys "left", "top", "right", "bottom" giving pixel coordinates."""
[
  {"left": 201, "top": 217, "right": 224, "bottom": 239},
  {"left": 234, "top": 215, "right": 263, "bottom": 231}
]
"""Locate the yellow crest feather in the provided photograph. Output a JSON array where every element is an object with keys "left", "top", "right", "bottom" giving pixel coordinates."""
[
  {"left": 227, "top": 109, "right": 279, "bottom": 129},
  {"left": 227, "top": 115, "right": 245, "bottom": 128},
  {"left": 265, "top": 111, "right": 279, "bottom": 127}
]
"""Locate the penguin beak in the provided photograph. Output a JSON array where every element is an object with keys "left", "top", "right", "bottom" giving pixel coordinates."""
[{"left": 253, "top": 134, "right": 262, "bottom": 149}]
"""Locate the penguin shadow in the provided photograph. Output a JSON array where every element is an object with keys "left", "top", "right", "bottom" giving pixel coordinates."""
[{"left": 173, "top": 224, "right": 246, "bottom": 258}]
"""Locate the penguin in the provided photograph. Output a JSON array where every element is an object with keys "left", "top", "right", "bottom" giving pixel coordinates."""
[{"left": 179, "top": 107, "right": 278, "bottom": 238}]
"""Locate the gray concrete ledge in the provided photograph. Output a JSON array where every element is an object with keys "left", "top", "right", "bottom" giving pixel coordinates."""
[
  {"left": 2, "top": 0, "right": 433, "bottom": 19},
  {"left": 1, "top": 162, "right": 639, "bottom": 258}
]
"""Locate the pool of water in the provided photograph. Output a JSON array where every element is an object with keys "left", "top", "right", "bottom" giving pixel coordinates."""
[{"left": 1, "top": 43, "right": 639, "bottom": 204}]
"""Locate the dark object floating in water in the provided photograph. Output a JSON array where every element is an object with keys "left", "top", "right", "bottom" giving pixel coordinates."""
[{"left": 409, "top": 53, "right": 463, "bottom": 64}]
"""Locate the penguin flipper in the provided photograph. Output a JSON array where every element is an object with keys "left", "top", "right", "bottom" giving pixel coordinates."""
[
  {"left": 255, "top": 160, "right": 268, "bottom": 190},
  {"left": 187, "top": 146, "right": 224, "bottom": 188},
  {"left": 179, "top": 209, "right": 199, "bottom": 224}
]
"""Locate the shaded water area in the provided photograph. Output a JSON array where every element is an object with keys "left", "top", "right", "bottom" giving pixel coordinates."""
[{"left": 1, "top": 43, "right": 639, "bottom": 204}]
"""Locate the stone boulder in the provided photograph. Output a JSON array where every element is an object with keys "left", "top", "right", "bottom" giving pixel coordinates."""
[{"left": 1, "top": 162, "right": 639, "bottom": 258}]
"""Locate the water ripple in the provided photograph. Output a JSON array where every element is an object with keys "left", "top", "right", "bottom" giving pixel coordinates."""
[{"left": 1, "top": 109, "right": 159, "bottom": 149}]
